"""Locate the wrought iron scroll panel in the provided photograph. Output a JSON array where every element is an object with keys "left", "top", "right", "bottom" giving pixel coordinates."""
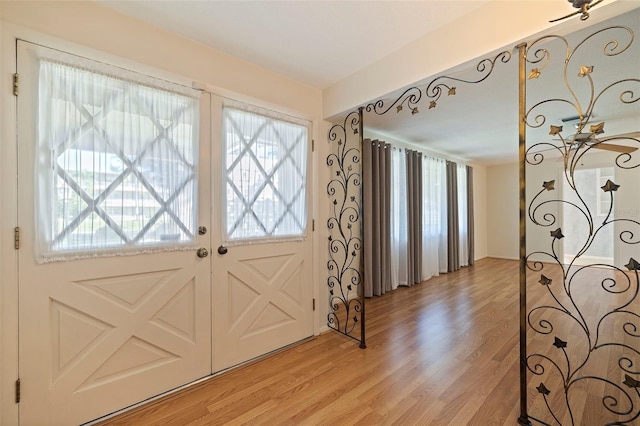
[
  {"left": 327, "top": 109, "right": 366, "bottom": 346},
  {"left": 326, "top": 51, "right": 512, "bottom": 347},
  {"left": 520, "top": 22, "right": 640, "bottom": 425}
]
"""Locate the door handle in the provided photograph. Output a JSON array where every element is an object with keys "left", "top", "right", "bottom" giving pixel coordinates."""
[
  {"left": 197, "top": 248, "right": 209, "bottom": 258},
  {"left": 217, "top": 245, "right": 228, "bottom": 255}
]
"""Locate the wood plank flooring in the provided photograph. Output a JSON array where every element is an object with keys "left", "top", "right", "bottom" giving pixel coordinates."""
[
  {"left": 99, "top": 258, "right": 523, "bottom": 425},
  {"left": 98, "top": 257, "right": 638, "bottom": 425}
]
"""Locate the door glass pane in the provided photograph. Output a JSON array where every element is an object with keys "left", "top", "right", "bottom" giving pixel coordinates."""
[
  {"left": 37, "top": 59, "right": 200, "bottom": 260},
  {"left": 223, "top": 106, "right": 309, "bottom": 241}
]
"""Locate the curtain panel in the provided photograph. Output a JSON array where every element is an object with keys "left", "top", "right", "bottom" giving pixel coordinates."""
[
  {"left": 363, "top": 139, "right": 392, "bottom": 297},
  {"left": 422, "top": 155, "right": 447, "bottom": 279},
  {"left": 446, "top": 161, "right": 460, "bottom": 272},
  {"left": 363, "top": 141, "right": 474, "bottom": 296},
  {"left": 37, "top": 58, "right": 201, "bottom": 263},
  {"left": 405, "top": 149, "right": 423, "bottom": 286},
  {"left": 390, "top": 147, "right": 407, "bottom": 289},
  {"left": 457, "top": 164, "right": 469, "bottom": 268},
  {"left": 467, "top": 165, "right": 475, "bottom": 266},
  {"left": 221, "top": 103, "right": 310, "bottom": 243}
]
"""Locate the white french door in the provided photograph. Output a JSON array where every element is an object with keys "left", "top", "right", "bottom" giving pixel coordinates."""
[
  {"left": 17, "top": 41, "right": 212, "bottom": 425},
  {"left": 211, "top": 97, "right": 314, "bottom": 371},
  {"left": 16, "top": 41, "right": 314, "bottom": 425}
]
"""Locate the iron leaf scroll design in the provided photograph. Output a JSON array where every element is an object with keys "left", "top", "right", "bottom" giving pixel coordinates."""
[
  {"left": 327, "top": 111, "right": 364, "bottom": 343},
  {"left": 523, "top": 25, "right": 640, "bottom": 425},
  {"left": 326, "top": 50, "right": 513, "bottom": 346},
  {"left": 364, "top": 50, "right": 511, "bottom": 115}
]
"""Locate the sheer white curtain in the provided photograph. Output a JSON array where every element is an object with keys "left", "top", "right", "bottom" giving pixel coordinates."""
[
  {"left": 457, "top": 163, "right": 469, "bottom": 267},
  {"left": 390, "top": 147, "right": 407, "bottom": 289},
  {"left": 422, "top": 156, "right": 448, "bottom": 280},
  {"left": 222, "top": 102, "right": 309, "bottom": 242},
  {"left": 37, "top": 58, "right": 200, "bottom": 262}
]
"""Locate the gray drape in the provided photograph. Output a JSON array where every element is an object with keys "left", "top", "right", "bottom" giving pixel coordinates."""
[
  {"left": 406, "top": 149, "right": 422, "bottom": 285},
  {"left": 467, "top": 165, "right": 475, "bottom": 266},
  {"left": 363, "top": 139, "right": 392, "bottom": 297},
  {"left": 446, "top": 161, "right": 460, "bottom": 272}
]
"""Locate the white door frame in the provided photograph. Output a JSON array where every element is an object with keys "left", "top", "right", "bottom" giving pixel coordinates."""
[{"left": 1, "top": 24, "right": 21, "bottom": 426}]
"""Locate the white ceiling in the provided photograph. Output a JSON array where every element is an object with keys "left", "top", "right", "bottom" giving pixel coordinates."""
[
  {"left": 97, "top": 1, "right": 639, "bottom": 165},
  {"left": 98, "top": 0, "right": 491, "bottom": 89}
]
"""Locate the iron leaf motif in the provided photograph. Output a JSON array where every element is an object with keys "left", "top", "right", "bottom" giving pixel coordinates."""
[
  {"left": 601, "top": 180, "right": 620, "bottom": 192},
  {"left": 624, "top": 374, "right": 640, "bottom": 388},
  {"left": 397, "top": 105, "right": 403, "bottom": 113},
  {"left": 625, "top": 258, "right": 640, "bottom": 271},
  {"left": 528, "top": 68, "right": 541, "bottom": 79},
  {"left": 411, "top": 107, "right": 419, "bottom": 115},
  {"left": 537, "top": 383, "right": 551, "bottom": 395},
  {"left": 429, "top": 101, "right": 437, "bottom": 109},
  {"left": 543, "top": 180, "right": 555, "bottom": 191},
  {"left": 549, "top": 125, "right": 563, "bottom": 136},
  {"left": 448, "top": 87, "right": 456, "bottom": 96},
  {"left": 553, "top": 337, "right": 567, "bottom": 349},
  {"left": 550, "top": 228, "right": 565, "bottom": 239},
  {"left": 539, "top": 275, "right": 553, "bottom": 286},
  {"left": 590, "top": 122, "right": 605, "bottom": 134},
  {"left": 578, "top": 65, "right": 594, "bottom": 77}
]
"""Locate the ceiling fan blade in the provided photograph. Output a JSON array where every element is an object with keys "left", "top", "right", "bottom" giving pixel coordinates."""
[
  {"left": 599, "top": 131, "right": 640, "bottom": 140},
  {"left": 593, "top": 143, "right": 638, "bottom": 153}
]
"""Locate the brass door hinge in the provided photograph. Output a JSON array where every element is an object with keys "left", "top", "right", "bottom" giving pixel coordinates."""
[
  {"left": 311, "top": 139, "right": 315, "bottom": 152},
  {"left": 14, "top": 227, "right": 20, "bottom": 250},
  {"left": 312, "top": 219, "right": 315, "bottom": 232},
  {"left": 13, "top": 73, "right": 19, "bottom": 96},
  {"left": 15, "top": 378, "right": 20, "bottom": 403},
  {"left": 312, "top": 298, "right": 316, "bottom": 311}
]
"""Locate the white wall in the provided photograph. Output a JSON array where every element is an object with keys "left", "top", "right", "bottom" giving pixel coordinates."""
[
  {"left": 0, "top": 2, "right": 328, "bottom": 423},
  {"left": 487, "top": 163, "right": 519, "bottom": 260},
  {"left": 473, "top": 165, "right": 488, "bottom": 260}
]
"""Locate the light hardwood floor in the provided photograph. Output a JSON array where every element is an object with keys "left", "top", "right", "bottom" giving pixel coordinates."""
[{"left": 99, "top": 258, "right": 525, "bottom": 425}]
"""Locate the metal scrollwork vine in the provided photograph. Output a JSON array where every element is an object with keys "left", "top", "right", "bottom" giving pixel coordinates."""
[
  {"left": 327, "top": 49, "right": 514, "bottom": 347},
  {"left": 327, "top": 111, "right": 364, "bottom": 344},
  {"left": 523, "top": 25, "right": 640, "bottom": 425},
  {"left": 364, "top": 50, "right": 512, "bottom": 116}
]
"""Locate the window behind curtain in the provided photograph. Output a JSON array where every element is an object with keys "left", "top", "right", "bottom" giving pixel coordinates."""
[
  {"left": 222, "top": 103, "right": 309, "bottom": 242},
  {"left": 457, "top": 163, "right": 469, "bottom": 267},
  {"left": 37, "top": 58, "right": 200, "bottom": 262}
]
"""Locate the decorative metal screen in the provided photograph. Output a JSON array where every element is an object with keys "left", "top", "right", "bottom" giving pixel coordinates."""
[
  {"left": 519, "top": 18, "right": 640, "bottom": 426},
  {"left": 223, "top": 106, "right": 309, "bottom": 241},
  {"left": 38, "top": 60, "right": 200, "bottom": 260}
]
